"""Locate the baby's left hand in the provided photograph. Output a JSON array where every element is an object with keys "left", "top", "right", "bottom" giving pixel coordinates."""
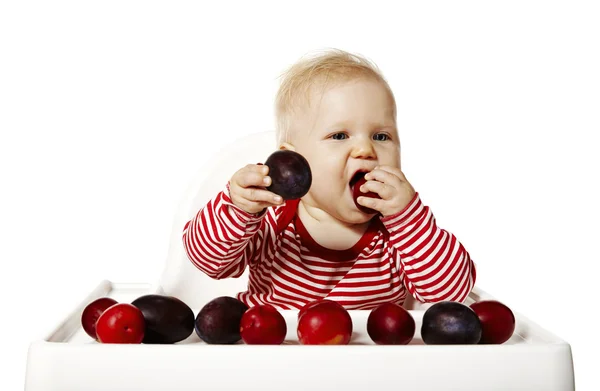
[{"left": 357, "top": 165, "right": 416, "bottom": 217}]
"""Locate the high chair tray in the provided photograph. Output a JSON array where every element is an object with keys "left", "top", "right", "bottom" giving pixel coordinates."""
[{"left": 24, "top": 280, "right": 575, "bottom": 391}]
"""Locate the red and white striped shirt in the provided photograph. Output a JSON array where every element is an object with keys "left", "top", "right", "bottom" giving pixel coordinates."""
[{"left": 182, "top": 183, "right": 476, "bottom": 310}]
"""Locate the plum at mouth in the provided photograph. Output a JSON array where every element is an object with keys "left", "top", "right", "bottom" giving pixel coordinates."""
[
  {"left": 349, "top": 171, "right": 367, "bottom": 189},
  {"left": 349, "top": 170, "right": 380, "bottom": 215}
]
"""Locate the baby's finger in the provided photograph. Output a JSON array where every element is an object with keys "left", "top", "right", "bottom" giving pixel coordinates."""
[
  {"left": 242, "top": 187, "right": 283, "bottom": 204},
  {"left": 365, "top": 167, "right": 401, "bottom": 187},
  {"left": 237, "top": 170, "right": 271, "bottom": 189},
  {"left": 253, "top": 163, "right": 269, "bottom": 175},
  {"left": 357, "top": 195, "right": 383, "bottom": 211},
  {"left": 374, "top": 165, "right": 407, "bottom": 182},
  {"left": 360, "top": 180, "right": 394, "bottom": 200}
]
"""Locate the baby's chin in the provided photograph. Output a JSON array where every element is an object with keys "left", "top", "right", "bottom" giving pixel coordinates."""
[
  {"left": 343, "top": 210, "right": 377, "bottom": 225},
  {"left": 326, "top": 204, "right": 376, "bottom": 225},
  {"left": 302, "top": 191, "right": 377, "bottom": 224},
  {"left": 301, "top": 201, "right": 373, "bottom": 225}
]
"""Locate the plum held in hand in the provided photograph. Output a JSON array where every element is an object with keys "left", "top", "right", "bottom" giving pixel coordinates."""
[
  {"left": 195, "top": 296, "right": 248, "bottom": 344},
  {"left": 367, "top": 302, "right": 415, "bottom": 345},
  {"left": 264, "top": 150, "right": 312, "bottom": 200},
  {"left": 240, "top": 304, "right": 287, "bottom": 345},
  {"left": 81, "top": 297, "right": 118, "bottom": 340},
  {"left": 421, "top": 301, "right": 482, "bottom": 345},
  {"left": 131, "top": 294, "right": 195, "bottom": 344},
  {"left": 95, "top": 303, "right": 145, "bottom": 344},
  {"left": 470, "top": 300, "right": 516, "bottom": 344},
  {"left": 350, "top": 172, "right": 380, "bottom": 214}
]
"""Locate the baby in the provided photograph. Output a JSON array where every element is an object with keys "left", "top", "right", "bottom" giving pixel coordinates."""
[{"left": 182, "top": 48, "right": 476, "bottom": 310}]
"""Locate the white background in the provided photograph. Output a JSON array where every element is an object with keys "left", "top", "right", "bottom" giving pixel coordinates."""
[{"left": 1, "top": 1, "right": 599, "bottom": 389}]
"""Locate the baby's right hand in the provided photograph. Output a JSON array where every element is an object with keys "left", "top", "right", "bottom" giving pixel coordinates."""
[{"left": 229, "top": 164, "right": 284, "bottom": 214}]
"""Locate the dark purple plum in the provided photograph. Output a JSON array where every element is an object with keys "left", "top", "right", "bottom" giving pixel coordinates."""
[
  {"left": 195, "top": 296, "right": 249, "bottom": 344},
  {"left": 131, "top": 294, "right": 195, "bottom": 344},
  {"left": 264, "top": 150, "right": 312, "bottom": 200},
  {"left": 421, "top": 301, "right": 482, "bottom": 344}
]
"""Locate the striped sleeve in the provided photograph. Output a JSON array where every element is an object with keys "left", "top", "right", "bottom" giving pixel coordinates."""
[
  {"left": 381, "top": 193, "right": 477, "bottom": 303},
  {"left": 181, "top": 182, "right": 272, "bottom": 279}
]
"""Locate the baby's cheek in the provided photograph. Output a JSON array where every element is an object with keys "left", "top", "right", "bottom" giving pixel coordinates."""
[{"left": 381, "top": 155, "right": 401, "bottom": 169}]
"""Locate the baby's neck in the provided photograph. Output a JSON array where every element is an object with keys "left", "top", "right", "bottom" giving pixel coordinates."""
[{"left": 297, "top": 200, "right": 371, "bottom": 251}]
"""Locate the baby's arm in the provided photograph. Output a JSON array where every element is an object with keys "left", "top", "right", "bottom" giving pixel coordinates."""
[
  {"left": 381, "top": 193, "right": 477, "bottom": 303},
  {"left": 182, "top": 183, "right": 273, "bottom": 279},
  {"left": 183, "top": 163, "right": 282, "bottom": 279}
]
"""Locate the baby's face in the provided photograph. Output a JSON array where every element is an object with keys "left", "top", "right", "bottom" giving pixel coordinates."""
[{"left": 289, "top": 78, "right": 400, "bottom": 223}]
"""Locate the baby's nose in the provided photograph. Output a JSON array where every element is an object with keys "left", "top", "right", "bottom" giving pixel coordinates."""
[{"left": 351, "top": 139, "right": 377, "bottom": 159}]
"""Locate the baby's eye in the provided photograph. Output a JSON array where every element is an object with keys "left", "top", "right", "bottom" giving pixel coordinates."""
[
  {"left": 373, "top": 133, "right": 390, "bottom": 141},
  {"left": 331, "top": 133, "right": 348, "bottom": 140}
]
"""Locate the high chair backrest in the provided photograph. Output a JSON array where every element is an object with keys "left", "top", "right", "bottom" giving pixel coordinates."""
[{"left": 157, "top": 130, "right": 277, "bottom": 310}]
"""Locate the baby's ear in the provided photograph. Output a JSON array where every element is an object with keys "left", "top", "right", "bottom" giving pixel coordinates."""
[{"left": 279, "top": 142, "right": 296, "bottom": 151}]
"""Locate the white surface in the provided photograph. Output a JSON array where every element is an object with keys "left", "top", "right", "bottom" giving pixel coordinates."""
[
  {"left": 25, "top": 281, "right": 574, "bottom": 391},
  {"left": 2, "top": 1, "right": 599, "bottom": 390}
]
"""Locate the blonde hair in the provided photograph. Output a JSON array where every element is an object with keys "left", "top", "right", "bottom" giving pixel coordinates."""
[{"left": 274, "top": 48, "right": 396, "bottom": 146}]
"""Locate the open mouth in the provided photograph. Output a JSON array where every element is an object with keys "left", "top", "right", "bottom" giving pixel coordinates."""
[{"left": 349, "top": 171, "right": 368, "bottom": 189}]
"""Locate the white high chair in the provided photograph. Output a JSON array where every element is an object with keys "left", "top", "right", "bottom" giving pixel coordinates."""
[
  {"left": 156, "top": 129, "right": 421, "bottom": 311},
  {"left": 23, "top": 131, "right": 575, "bottom": 391}
]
